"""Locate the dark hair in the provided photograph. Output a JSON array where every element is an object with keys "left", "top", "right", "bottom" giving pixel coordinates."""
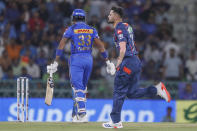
[
  {"left": 72, "top": 15, "right": 85, "bottom": 22},
  {"left": 111, "top": 6, "right": 124, "bottom": 18}
]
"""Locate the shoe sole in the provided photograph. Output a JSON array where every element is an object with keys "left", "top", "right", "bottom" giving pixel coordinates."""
[
  {"left": 161, "top": 82, "right": 171, "bottom": 102},
  {"left": 102, "top": 124, "right": 113, "bottom": 128},
  {"left": 102, "top": 124, "right": 123, "bottom": 128}
]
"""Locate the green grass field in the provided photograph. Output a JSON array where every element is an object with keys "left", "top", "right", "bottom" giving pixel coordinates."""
[{"left": 0, "top": 122, "right": 197, "bottom": 131}]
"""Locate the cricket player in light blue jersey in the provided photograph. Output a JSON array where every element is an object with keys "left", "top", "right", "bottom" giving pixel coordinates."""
[{"left": 47, "top": 9, "right": 116, "bottom": 122}]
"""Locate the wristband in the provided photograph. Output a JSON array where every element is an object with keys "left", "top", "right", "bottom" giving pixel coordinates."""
[
  {"left": 101, "top": 51, "right": 108, "bottom": 59},
  {"left": 56, "top": 49, "right": 63, "bottom": 56}
]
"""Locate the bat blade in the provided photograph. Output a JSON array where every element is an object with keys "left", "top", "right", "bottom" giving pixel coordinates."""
[{"left": 45, "top": 77, "right": 54, "bottom": 106}]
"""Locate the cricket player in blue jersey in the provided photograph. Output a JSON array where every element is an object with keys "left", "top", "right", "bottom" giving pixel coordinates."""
[
  {"left": 47, "top": 9, "right": 115, "bottom": 122},
  {"left": 102, "top": 7, "right": 171, "bottom": 128}
]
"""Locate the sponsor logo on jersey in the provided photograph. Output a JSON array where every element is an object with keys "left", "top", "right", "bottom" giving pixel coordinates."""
[
  {"left": 118, "top": 34, "right": 123, "bottom": 39},
  {"left": 74, "top": 29, "right": 93, "bottom": 34},
  {"left": 117, "top": 29, "right": 122, "bottom": 34}
]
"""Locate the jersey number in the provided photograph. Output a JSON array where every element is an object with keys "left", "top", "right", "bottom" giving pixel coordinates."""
[{"left": 78, "top": 35, "right": 91, "bottom": 46}]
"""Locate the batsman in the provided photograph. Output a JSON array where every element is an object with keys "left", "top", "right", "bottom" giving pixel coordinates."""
[{"left": 47, "top": 9, "right": 115, "bottom": 122}]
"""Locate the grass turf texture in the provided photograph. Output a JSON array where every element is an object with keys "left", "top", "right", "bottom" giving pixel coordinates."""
[{"left": 0, "top": 122, "right": 197, "bottom": 131}]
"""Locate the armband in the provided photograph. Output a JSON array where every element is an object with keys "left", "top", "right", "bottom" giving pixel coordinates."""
[
  {"left": 56, "top": 49, "right": 63, "bottom": 57},
  {"left": 101, "top": 51, "right": 108, "bottom": 59}
]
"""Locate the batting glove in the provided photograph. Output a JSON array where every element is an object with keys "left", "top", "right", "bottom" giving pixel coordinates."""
[
  {"left": 106, "top": 60, "right": 116, "bottom": 75},
  {"left": 47, "top": 61, "right": 58, "bottom": 74}
]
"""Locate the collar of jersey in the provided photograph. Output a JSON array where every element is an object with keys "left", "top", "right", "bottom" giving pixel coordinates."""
[
  {"left": 115, "top": 22, "right": 123, "bottom": 29},
  {"left": 76, "top": 21, "right": 85, "bottom": 24}
]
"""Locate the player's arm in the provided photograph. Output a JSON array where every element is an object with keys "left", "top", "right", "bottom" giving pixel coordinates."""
[
  {"left": 116, "top": 25, "right": 127, "bottom": 68},
  {"left": 94, "top": 38, "right": 116, "bottom": 75},
  {"left": 116, "top": 41, "right": 126, "bottom": 68},
  {"left": 47, "top": 37, "right": 69, "bottom": 75},
  {"left": 94, "top": 38, "right": 108, "bottom": 61},
  {"left": 55, "top": 37, "right": 69, "bottom": 62},
  {"left": 47, "top": 26, "right": 71, "bottom": 75}
]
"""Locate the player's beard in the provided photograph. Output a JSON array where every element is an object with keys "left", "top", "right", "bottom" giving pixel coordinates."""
[{"left": 107, "top": 17, "right": 114, "bottom": 24}]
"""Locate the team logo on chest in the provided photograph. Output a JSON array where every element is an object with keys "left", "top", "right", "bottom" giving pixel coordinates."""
[
  {"left": 117, "top": 29, "right": 122, "bottom": 34},
  {"left": 117, "top": 29, "right": 123, "bottom": 39}
]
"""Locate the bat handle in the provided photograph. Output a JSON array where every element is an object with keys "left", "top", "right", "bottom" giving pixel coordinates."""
[{"left": 50, "top": 72, "right": 53, "bottom": 78}]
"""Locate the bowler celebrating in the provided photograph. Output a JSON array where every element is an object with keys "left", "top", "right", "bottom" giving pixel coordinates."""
[{"left": 102, "top": 7, "right": 171, "bottom": 128}]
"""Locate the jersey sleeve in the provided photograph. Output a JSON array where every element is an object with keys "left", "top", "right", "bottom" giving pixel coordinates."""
[
  {"left": 63, "top": 26, "right": 72, "bottom": 38},
  {"left": 116, "top": 24, "right": 127, "bottom": 43},
  {"left": 92, "top": 28, "right": 99, "bottom": 39}
]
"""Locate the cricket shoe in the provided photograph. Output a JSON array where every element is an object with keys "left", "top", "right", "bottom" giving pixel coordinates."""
[
  {"left": 72, "top": 114, "right": 88, "bottom": 123},
  {"left": 102, "top": 121, "right": 123, "bottom": 128},
  {"left": 155, "top": 82, "right": 171, "bottom": 102}
]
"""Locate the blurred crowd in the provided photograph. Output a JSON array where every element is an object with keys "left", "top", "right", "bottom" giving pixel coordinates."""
[{"left": 0, "top": 0, "right": 197, "bottom": 82}]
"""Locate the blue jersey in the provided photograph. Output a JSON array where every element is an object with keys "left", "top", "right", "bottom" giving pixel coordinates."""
[
  {"left": 63, "top": 22, "right": 99, "bottom": 54},
  {"left": 114, "top": 22, "right": 138, "bottom": 57}
]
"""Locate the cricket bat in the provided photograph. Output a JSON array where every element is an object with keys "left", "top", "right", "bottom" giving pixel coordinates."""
[{"left": 45, "top": 73, "right": 54, "bottom": 106}]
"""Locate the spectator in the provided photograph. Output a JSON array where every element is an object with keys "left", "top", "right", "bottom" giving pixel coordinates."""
[
  {"left": 36, "top": 41, "right": 49, "bottom": 58},
  {"left": 144, "top": 42, "right": 161, "bottom": 63},
  {"left": 88, "top": 15, "right": 100, "bottom": 31},
  {"left": 163, "top": 48, "right": 182, "bottom": 80},
  {"left": 26, "top": 59, "right": 40, "bottom": 79},
  {"left": 143, "top": 59, "right": 158, "bottom": 80},
  {"left": 5, "top": 38, "right": 22, "bottom": 60},
  {"left": 58, "top": 0, "right": 73, "bottom": 18},
  {"left": 0, "top": 50, "right": 12, "bottom": 73},
  {"left": 133, "top": 24, "right": 147, "bottom": 43},
  {"left": 20, "top": 66, "right": 32, "bottom": 79},
  {"left": 5, "top": 2, "right": 20, "bottom": 23},
  {"left": 21, "top": 4, "right": 30, "bottom": 23},
  {"left": 15, "top": 11, "right": 28, "bottom": 34},
  {"left": 16, "top": 32, "right": 26, "bottom": 45},
  {"left": 28, "top": 11, "right": 45, "bottom": 32},
  {"left": 101, "top": 28, "right": 113, "bottom": 47},
  {"left": 38, "top": 3, "right": 49, "bottom": 22},
  {"left": 0, "top": 13, "right": 7, "bottom": 36},
  {"left": 0, "top": 1, "right": 5, "bottom": 14},
  {"left": 179, "top": 83, "right": 197, "bottom": 99},
  {"left": 36, "top": 49, "right": 47, "bottom": 76},
  {"left": 2, "top": 67, "right": 16, "bottom": 80},
  {"left": 0, "top": 36, "right": 5, "bottom": 56},
  {"left": 48, "top": 5, "right": 63, "bottom": 27},
  {"left": 158, "top": 18, "right": 173, "bottom": 33},
  {"left": 163, "top": 38, "right": 180, "bottom": 59},
  {"left": 12, "top": 58, "right": 23, "bottom": 76},
  {"left": 141, "top": 15, "right": 157, "bottom": 35},
  {"left": 0, "top": 65, "right": 3, "bottom": 79},
  {"left": 20, "top": 39, "right": 37, "bottom": 59},
  {"left": 4, "top": 22, "right": 17, "bottom": 39},
  {"left": 20, "top": 49, "right": 31, "bottom": 66},
  {"left": 162, "top": 106, "right": 174, "bottom": 122},
  {"left": 186, "top": 50, "right": 197, "bottom": 81}
]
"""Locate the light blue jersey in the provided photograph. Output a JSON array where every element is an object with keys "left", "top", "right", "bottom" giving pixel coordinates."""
[{"left": 63, "top": 22, "right": 99, "bottom": 54}]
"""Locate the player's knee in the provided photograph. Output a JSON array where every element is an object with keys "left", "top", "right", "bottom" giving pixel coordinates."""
[{"left": 75, "top": 91, "right": 86, "bottom": 101}]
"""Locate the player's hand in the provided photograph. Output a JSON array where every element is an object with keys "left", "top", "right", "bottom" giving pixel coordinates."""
[
  {"left": 47, "top": 61, "right": 58, "bottom": 74},
  {"left": 106, "top": 60, "right": 116, "bottom": 75}
]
